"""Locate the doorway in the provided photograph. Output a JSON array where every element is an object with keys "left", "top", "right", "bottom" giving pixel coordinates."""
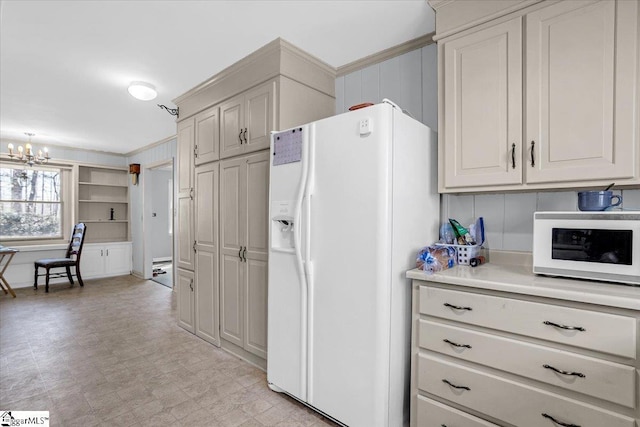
[{"left": 143, "top": 160, "right": 174, "bottom": 289}]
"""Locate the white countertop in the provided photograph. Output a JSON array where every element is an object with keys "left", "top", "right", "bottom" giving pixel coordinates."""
[{"left": 407, "top": 258, "right": 640, "bottom": 311}]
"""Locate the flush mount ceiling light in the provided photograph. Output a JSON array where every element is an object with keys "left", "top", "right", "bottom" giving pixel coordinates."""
[{"left": 128, "top": 81, "right": 157, "bottom": 101}]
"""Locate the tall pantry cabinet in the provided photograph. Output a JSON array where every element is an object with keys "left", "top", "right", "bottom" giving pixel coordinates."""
[{"left": 174, "top": 38, "right": 335, "bottom": 369}]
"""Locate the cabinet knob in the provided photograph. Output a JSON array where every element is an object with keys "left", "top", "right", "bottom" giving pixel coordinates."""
[
  {"left": 243, "top": 128, "right": 248, "bottom": 143},
  {"left": 239, "top": 130, "right": 243, "bottom": 144},
  {"left": 189, "top": 279, "right": 193, "bottom": 292},
  {"left": 511, "top": 143, "right": 516, "bottom": 169}
]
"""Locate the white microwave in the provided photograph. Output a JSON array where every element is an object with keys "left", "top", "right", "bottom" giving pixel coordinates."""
[{"left": 533, "top": 211, "right": 640, "bottom": 286}]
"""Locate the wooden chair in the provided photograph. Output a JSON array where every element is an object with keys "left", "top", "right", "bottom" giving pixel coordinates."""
[{"left": 34, "top": 223, "right": 87, "bottom": 293}]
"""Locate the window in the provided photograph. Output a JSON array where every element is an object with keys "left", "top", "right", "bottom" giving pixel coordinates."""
[{"left": 0, "top": 166, "right": 63, "bottom": 240}]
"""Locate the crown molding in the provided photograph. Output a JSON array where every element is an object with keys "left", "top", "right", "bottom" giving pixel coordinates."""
[
  {"left": 124, "top": 134, "right": 176, "bottom": 158},
  {"left": 336, "top": 32, "right": 435, "bottom": 77}
]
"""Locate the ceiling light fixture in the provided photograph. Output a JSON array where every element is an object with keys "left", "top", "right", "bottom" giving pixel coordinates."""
[
  {"left": 5, "top": 133, "right": 50, "bottom": 166},
  {"left": 128, "top": 81, "right": 157, "bottom": 101}
]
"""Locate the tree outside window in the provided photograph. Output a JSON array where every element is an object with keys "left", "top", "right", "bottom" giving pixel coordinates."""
[{"left": 0, "top": 166, "right": 62, "bottom": 239}]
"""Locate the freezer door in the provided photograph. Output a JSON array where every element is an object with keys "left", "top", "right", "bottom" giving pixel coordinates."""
[
  {"left": 307, "top": 104, "right": 394, "bottom": 427},
  {"left": 267, "top": 126, "right": 308, "bottom": 401}
]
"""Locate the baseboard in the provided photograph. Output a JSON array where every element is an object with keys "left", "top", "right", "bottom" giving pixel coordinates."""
[{"left": 220, "top": 338, "right": 267, "bottom": 371}]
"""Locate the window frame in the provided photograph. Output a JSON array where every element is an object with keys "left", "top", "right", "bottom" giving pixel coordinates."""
[{"left": 0, "top": 162, "right": 73, "bottom": 245}]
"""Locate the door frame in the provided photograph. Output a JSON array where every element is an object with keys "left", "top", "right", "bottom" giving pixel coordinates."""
[{"left": 142, "top": 159, "right": 175, "bottom": 285}]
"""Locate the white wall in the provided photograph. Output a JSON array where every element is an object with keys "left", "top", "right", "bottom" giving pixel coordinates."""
[
  {"left": 336, "top": 45, "right": 640, "bottom": 252},
  {"left": 149, "top": 169, "right": 172, "bottom": 260},
  {"left": 126, "top": 138, "right": 177, "bottom": 275}
]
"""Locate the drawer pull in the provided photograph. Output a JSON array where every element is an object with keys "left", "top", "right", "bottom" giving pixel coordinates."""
[
  {"left": 543, "top": 321, "right": 585, "bottom": 332},
  {"left": 444, "top": 302, "right": 472, "bottom": 311},
  {"left": 543, "top": 364, "right": 585, "bottom": 378},
  {"left": 442, "top": 379, "right": 470, "bottom": 390},
  {"left": 443, "top": 339, "right": 472, "bottom": 349},
  {"left": 542, "top": 413, "right": 581, "bottom": 427}
]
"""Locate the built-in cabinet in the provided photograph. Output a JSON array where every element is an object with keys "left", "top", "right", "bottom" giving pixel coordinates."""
[
  {"left": 177, "top": 268, "right": 195, "bottom": 333},
  {"left": 220, "top": 151, "right": 269, "bottom": 359},
  {"left": 77, "top": 164, "right": 132, "bottom": 279},
  {"left": 77, "top": 165, "right": 130, "bottom": 242},
  {"left": 220, "top": 81, "right": 274, "bottom": 159},
  {"left": 410, "top": 279, "right": 640, "bottom": 427},
  {"left": 81, "top": 242, "right": 132, "bottom": 279},
  {"left": 194, "top": 162, "right": 220, "bottom": 346},
  {"left": 176, "top": 118, "right": 195, "bottom": 271},
  {"left": 173, "top": 38, "right": 335, "bottom": 368},
  {"left": 432, "top": 0, "right": 639, "bottom": 193}
]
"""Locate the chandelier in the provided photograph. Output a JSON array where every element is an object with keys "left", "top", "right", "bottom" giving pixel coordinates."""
[{"left": 6, "top": 133, "right": 50, "bottom": 166}]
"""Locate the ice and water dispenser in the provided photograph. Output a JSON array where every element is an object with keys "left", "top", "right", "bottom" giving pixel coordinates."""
[{"left": 271, "top": 200, "right": 295, "bottom": 250}]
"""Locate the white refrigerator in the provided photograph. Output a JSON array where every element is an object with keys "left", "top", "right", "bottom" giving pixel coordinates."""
[{"left": 267, "top": 101, "right": 439, "bottom": 426}]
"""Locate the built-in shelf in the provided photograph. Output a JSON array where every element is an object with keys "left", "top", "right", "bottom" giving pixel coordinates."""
[
  {"left": 77, "top": 165, "right": 130, "bottom": 243},
  {"left": 80, "top": 220, "right": 129, "bottom": 223},
  {"left": 78, "top": 181, "right": 128, "bottom": 188},
  {"left": 79, "top": 200, "right": 128, "bottom": 204}
]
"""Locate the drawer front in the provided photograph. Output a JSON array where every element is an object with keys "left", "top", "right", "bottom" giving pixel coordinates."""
[
  {"left": 418, "top": 353, "right": 636, "bottom": 427},
  {"left": 417, "top": 395, "right": 499, "bottom": 426},
  {"left": 419, "top": 319, "right": 636, "bottom": 408},
  {"left": 419, "top": 286, "right": 637, "bottom": 358}
]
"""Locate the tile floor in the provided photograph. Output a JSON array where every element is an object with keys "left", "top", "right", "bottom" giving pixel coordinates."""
[{"left": 0, "top": 275, "right": 340, "bottom": 427}]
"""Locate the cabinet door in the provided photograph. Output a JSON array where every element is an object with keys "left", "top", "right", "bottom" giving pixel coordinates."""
[
  {"left": 177, "top": 268, "right": 195, "bottom": 333},
  {"left": 244, "top": 81, "right": 275, "bottom": 154},
  {"left": 104, "top": 243, "right": 131, "bottom": 276},
  {"left": 526, "top": 0, "right": 637, "bottom": 183},
  {"left": 243, "top": 151, "right": 269, "bottom": 358},
  {"left": 79, "top": 245, "right": 105, "bottom": 279},
  {"left": 442, "top": 17, "right": 522, "bottom": 189},
  {"left": 195, "top": 163, "right": 220, "bottom": 346},
  {"left": 177, "top": 118, "right": 195, "bottom": 196},
  {"left": 176, "top": 194, "right": 194, "bottom": 271},
  {"left": 220, "top": 94, "right": 244, "bottom": 159},
  {"left": 195, "top": 106, "right": 219, "bottom": 165},
  {"left": 219, "top": 157, "right": 245, "bottom": 347}
]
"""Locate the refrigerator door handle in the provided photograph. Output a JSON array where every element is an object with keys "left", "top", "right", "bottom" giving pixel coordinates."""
[
  {"left": 293, "top": 125, "right": 311, "bottom": 399},
  {"left": 304, "top": 127, "right": 315, "bottom": 401}
]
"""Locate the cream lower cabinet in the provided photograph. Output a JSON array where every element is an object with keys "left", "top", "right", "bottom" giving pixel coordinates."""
[
  {"left": 80, "top": 242, "right": 132, "bottom": 279},
  {"left": 411, "top": 283, "right": 639, "bottom": 427},
  {"left": 219, "top": 81, "right": 274, "bottom": 159},
  {"left": 437, "top": 0, "right": 639, "bottom": 192},
  {"left": 193, "top": 162, "right": 220, "bottom": 345},
  {"left": 177, "top": 268, "right": 195, "bottom": 333},
  {"left": 220, "top": 150, "right": 269, "bottom": 363}
]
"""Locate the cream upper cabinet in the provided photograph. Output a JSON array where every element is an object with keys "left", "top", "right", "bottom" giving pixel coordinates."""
[
  {"left": 435, "top": 0, "right": 639, "bottom": 193},
  {"left": 220, "top": 81, "right": 275, "bottom": 159},
  {"left": 219, "top": 151, "right": 269, "bottom": 360},
  {"left": 194, "top": 106, "right": 219, "bottom": 165},
  {"left": 442, "top": 17, "right": 522, "bottom": 189},
  {"left": 525, "top": 0, "right": 637, "bottom": 184}
]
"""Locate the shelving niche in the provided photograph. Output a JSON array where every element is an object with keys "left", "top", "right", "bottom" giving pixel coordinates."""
[{"left": 77, "top": 165, "right": 129, "bottom": 243}]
